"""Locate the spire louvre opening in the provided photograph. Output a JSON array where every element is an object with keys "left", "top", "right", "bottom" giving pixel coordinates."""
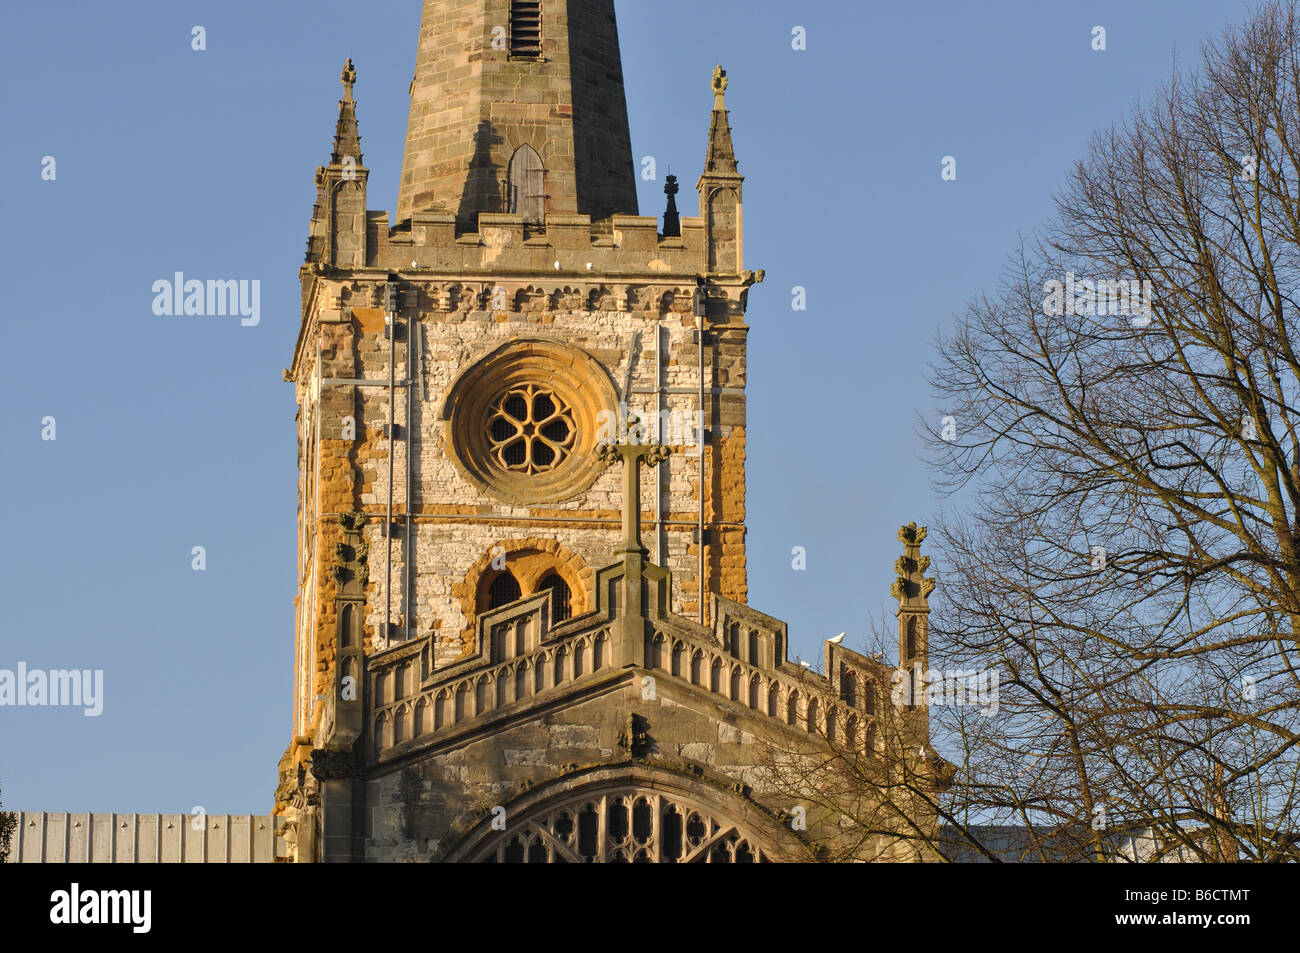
[{"left": 510, "top": 1, "right": 543, "bottom": 58}]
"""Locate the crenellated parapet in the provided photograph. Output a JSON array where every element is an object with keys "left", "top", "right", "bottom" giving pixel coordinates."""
[
  {"left": 304, "top": 59, "right": 757, "bottom": 312},
  {"left": 360, "top": 536, "right": 891, "bottom": 769},
  {"left": 353, "top": 212, "right": 748, "bottom": 282}
]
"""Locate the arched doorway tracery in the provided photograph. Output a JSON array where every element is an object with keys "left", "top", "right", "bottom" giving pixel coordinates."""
[{"left": 443, "top": 769, "right": 797, "bottom": 864}]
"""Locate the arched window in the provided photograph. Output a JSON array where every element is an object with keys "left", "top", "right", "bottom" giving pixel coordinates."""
[
  {"left": 465, "top": 787, "right": 773, "bottom": 863},
  {"left": 539, "top": 572, "right": 572, "bottom": 622},
  {"left": 508, "top": 145, "right": 545, "bottom": 224},
  {"left": 486, "top": 572, "right": 520, "bottom": 608},
  {"left": 488, "top": 571, "right": 522, "bottom": 610}
]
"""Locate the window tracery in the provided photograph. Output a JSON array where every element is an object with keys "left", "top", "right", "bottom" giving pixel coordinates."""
[{"left": 476, "top": 790, "right": 770, "bottom": 863}]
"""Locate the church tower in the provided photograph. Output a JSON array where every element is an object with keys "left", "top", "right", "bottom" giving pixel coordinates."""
[
  {"left": 273, "top": 0, "right": 941, "bottom": 865},
  {"left": 285, "top": 0, "right": 760, "bottom": 683},
  {"left": 276, "top": 0, "right": 766, "bottom": 858}
]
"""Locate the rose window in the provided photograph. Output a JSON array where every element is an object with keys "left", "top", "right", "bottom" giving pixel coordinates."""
[
  {"left": 487, "top": 385, "right": 577, "bottom": 474},
  {"left": 442, "top": 339, "right": 618, "bottom": 504}
]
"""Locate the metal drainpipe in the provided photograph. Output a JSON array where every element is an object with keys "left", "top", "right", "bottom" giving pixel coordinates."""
[
  {"left": 654, "top": 317, "right": 663, "bottom": 565},
  {"left": 406, "top": 305, "right": 415, "bottom": 641},
  {"left": 385, "top": 287, "right": 395, "bottom": 645},
  {"left": 311, "top": 339, "right": 322, "bottom": 731},
  {"left": 697, "top": 289, "right": 706, "bottom": 626}
]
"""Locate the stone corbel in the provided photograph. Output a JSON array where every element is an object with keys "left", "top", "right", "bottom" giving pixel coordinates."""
[{"left": 310, "top": 742, "right": 362, "bottom": 781}]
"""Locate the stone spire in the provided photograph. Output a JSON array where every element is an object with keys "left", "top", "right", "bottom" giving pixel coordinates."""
[
  {"left": 306, "top": 59, "right": 369, "bottom": 268},
  {"left": 331, "top": 58, "right": 364, "bottom": 165},
  {"left": 396, "top": 0, "right": 638, "bottom": 228},
  {"left": 704, "top": 66, "right": 739, "bottom": 175},
  {"left": 697, "top": 65, "right": 745, "bottom": 275}
]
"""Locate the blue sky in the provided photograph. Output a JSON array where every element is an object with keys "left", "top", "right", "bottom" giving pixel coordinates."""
[{"left": 0, "top": 0, "right": 1256, "bottom": 812}]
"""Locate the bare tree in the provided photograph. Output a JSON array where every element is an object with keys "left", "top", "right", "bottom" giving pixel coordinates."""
[
  {"left": 757, "top": 669, "right": 960, "bottom": 862},
  {"left": 924, "top": 0, "right": 1300, "bottom": 861}
]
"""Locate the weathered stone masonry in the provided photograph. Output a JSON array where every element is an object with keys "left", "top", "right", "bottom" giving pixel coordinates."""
[{"left": 273, "top": 1, "right": 946, "bottom": 863}]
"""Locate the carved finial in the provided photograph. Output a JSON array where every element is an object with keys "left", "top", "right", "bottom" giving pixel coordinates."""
[
  {"left": 704, "top": 67, "right": 738, "bottom": 174},
  {"left": 331, "top": 59, "right": 363, "bottom": 164},
  {"left": 893, "top": 521, "right": 935, "bottom": 610},
  {"left": 711, "top": 66, "right": 729, "bottom": 111},
  {"left": 898, "top": 522, "right": 927, "bottom": 546}
]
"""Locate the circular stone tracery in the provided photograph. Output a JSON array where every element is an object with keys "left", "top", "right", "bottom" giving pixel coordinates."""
[
  {"left": 442, "top": 339, "right": 619, "bottom": 505},
  {"left": 488, "top": 384, "right": 577, "bottom": 473}
]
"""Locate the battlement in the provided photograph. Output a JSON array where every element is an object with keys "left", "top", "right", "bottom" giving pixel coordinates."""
[
  {"left": 362, "top": 552, "right": 892, "bottom": 767},
  {"left": 363, "top": 210, "right": 714, "bottom": 278}
]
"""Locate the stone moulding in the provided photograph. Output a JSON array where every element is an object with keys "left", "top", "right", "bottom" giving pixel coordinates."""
[
  {"left": 433, "top": 760, "right": 812, "bottom": 863},
  {"left": 439, "top": 337, "right": 621, "bottom": 505}
]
